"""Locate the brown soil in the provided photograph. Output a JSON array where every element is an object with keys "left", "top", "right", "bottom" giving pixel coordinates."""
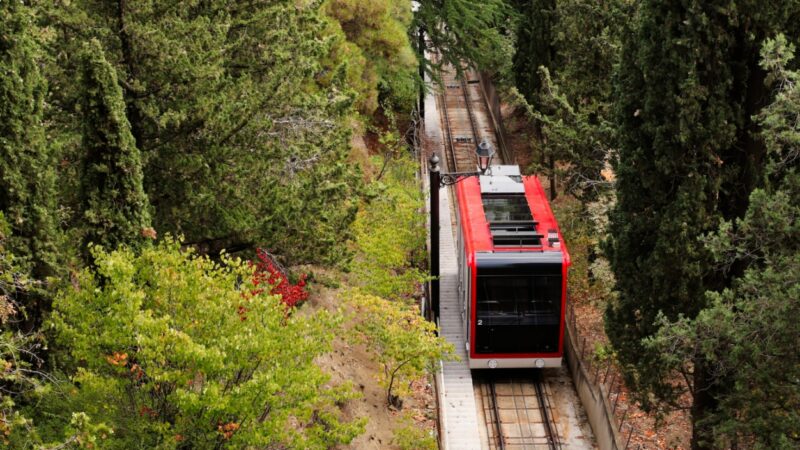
[{"left": 306, "top": 280, "right": 437, "bottom": 449}]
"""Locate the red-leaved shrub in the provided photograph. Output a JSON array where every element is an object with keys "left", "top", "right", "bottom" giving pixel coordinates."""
[{"left": 251, "top": 249, "right": 308, "bottom": 308}]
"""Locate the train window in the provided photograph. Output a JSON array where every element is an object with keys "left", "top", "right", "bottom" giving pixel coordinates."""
[
  {"left": 477, "top": 277, "right": 525, "bottom": 315},
  {"left": 482, "top": 195, "right": 532, "bottom": 222},
  {"left": 477, "top": 276, "right": 560, "bottom": 315},
  {"left": 522, "top": 277, "right": 561, "bottom": 316},
  {"left": 475, "top": 274, "right": 562, "bottom": 354},
  {"left": 482, "top": 195, "right": 543, "bottom": 247}
]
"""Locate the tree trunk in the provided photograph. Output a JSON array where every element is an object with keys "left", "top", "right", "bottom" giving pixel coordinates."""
[{"left": 691, "top": 356, "right": 719, "bottom": 450}]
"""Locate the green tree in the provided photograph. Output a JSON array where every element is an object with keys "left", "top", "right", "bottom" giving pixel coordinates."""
[
  {"left": 414, "top": 0, "right": 513, "bottom": 76},
  {"left": 0, "top": 212, "right": 40, "bottom": 442},
  {"left": 645, "top": 35, "right": 800, "bottom": 449},
  {"left": 0, "top": 213, "right": 115, "bottom": 449},
  {"left": 34, "top": 238, "right": 364, "bottom": 448},
  {"left": 348, "top": 291, "right": 454, "bottom": 408},
  {"left": 551, "top": 0, "right": 627, "bottom": 110},
  {"left": 349, "top": 154, "right": 428, "bottom": 300},
  {"left": 78, "top": 39, "right": 152, "bottom": 255},
  {"left": 0, "top": 1, "right": 59, "bottom": 281},
  {"left": 606, "top": 2, "right": 800, "bottom": 446},
  {"left": 549, "top": 0, "right": 626, "bottom": 199},
  {"left": 324, "top": 0, "right": 419, "bottom": 113},
  {"left": 42, "top": 0, "right": 362, "bottom": 265},
  {"left": 510, "top": 0, "right": 626, "bottom": 200},
  {"left": 511, "top": 0, "right": 556, "bottom": 102}
]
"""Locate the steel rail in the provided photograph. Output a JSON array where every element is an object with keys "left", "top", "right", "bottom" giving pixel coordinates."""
[
  {"left": 475, "top": 71, "right": 511, "bottom": 164},
  {"left": 459, "top": 72, "right": 482, "bottom": 170},
  {"left": 439, "top": 69, "right": 459, "bottom": 173},
  {"left": 534, "top": 371, "right": 561, "bottom": 450},
  {"left": 440, "top": 65, "right": 483, "bottom": 174},
  {"left": 489, "top": 380, "right": 506, "bottom": 450}
]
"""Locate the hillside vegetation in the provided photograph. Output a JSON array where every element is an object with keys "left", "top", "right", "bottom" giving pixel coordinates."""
[
  {"left": 0, "top": 0, "right": 502, "bottom": 447},
  {"left": 2, "top": 0, "right": 798, "bottom": 448}
]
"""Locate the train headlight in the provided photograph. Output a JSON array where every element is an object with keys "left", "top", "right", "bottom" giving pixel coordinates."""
[
  {"left": 488, "top": 359, "right": 498, "bottom": 369},
  {"left": 535, "top": 359, "right": 545, "bottom": 368}
]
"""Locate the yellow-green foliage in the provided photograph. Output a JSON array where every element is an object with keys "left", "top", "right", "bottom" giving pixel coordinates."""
[
  {"left": 349, "top": 155, "right": 428, "bottom": 300},
  {"left": 31, "top": 238, "right": 364, "bottom": 449},
  {"left": 324, "top": 0, "right": 418, "bottom": 112},
  {"left": 392, "top": 412, "right": 437, "bottom": 450},
  {"left": 318, "top": 17, "right": 372, "bottom": 109},
  {"left": 347, "top": 291, "right": 454, "bottom": 407}
]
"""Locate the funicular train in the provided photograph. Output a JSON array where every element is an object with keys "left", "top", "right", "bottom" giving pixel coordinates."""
[{"left": 454, "top": 165, "right": 570, "bottom": 369}]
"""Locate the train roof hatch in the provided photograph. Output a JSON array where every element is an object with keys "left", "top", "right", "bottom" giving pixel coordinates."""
[{"left": 482, "top": 194, "right": 543, "bottom": 247}]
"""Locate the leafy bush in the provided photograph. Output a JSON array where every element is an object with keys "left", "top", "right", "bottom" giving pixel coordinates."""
[
  {"left": 347, "top": 291, "right": 454, "bottom": 408},
  {"left": 0, "top": 213, "right": 41, "bottom": 444},
  {"left": 33, "top": 238, "right": 364, "bottom": 448},
  {"left": 392, "top": 411, "right": 437, "bottom": 450},
  {"left": 252, "top": 249, "right": 309, "bottom": 309},
  {"left": 349, "top": 155, "right": 429, "bottom": 300},
  {"left": 552, "top": 196, "right": 615, "bottom": 305}
]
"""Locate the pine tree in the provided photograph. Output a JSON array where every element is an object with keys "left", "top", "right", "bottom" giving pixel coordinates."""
[
  {"left": 414, "top": 0, "right": 512, "bottom": 75},
  {"left": 511, "top": 0, "right": 627, "bottom": 200},
  {"left": 607, "top": 1, "right": 800, "bottom": 447},
  {"left": 0, "top": 1, "right": 59, "bottom": 280},
  {"left": 78, "top": 39, "right": 151, "bottom": 254},
  {"left": 324, "top": 0, "right": 419, "bottom": 113}
]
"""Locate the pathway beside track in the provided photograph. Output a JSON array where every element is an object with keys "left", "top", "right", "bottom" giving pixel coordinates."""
[
  {"left": 424, "top": 65, "right": 482, "bottom": 450},
  {"left": 436, "top": 184, "right": 482, "bottom": 449}
]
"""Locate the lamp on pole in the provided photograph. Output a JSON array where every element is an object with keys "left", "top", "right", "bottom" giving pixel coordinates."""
[{"left": 427, "top": 141, "right": 494, "bottom": 322}]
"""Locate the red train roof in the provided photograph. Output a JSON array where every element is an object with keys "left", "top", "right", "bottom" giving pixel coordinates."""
[{"left": 455, "top": 167, "right": 569, "bottom": 263}]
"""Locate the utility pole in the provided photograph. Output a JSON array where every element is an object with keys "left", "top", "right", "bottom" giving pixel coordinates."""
[{"left": 428, "top": 154, "right": 440, "bottom": 320}]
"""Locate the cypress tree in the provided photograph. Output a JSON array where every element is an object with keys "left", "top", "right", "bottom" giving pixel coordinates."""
[
  {"left": 512, "top": 0, "right": 556, "bottom": 102},
  {"left": 41, "top": 1, "right": 364, "bottom": 265},
  {"left": 0, "top": 1, "right": 59, "bottom": 280},
  {"left": 78, "top": 39, "right": 151, "bottom": 254},
  {"left": 646, "top": 36, "right": 800, "bottom": 447},
  {"left": 607, "top": 1, "right": 800, "bottom": 447}
]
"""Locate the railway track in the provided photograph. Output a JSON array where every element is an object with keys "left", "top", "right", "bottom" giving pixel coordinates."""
[
  {"left": 475, "top": 371, "right": 561, "bottom": 450},
  {"left": 436, "top": 64, "right": 562, "bottom": 449},
  {"left": 439, "top": 65, "right": 504, "bottom": 172}
]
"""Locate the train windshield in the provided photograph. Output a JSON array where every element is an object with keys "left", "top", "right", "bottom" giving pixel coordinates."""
[{"left": 475, "top": 274, "right": 562, "bottom": 354}]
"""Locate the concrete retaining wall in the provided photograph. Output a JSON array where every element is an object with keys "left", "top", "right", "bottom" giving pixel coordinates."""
[{"left": 564, "top": 317, "right": 625, "bottom": 450}]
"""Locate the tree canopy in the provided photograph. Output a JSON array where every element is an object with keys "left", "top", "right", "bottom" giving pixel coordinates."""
[
  {"left": 605, "top": 1, "right": 800, "bottom": 446},
  {"left": 78, "top": 39, "right": 152, "bottom": 255},
  {"left": 646, "top": 35, "right": 800, "bottom": 448},
  {"left": 1, "top": 0, "right": 481, "bottom": 444},
  {"left": 0, "top": 0, "right": 59, "bottom": 281},
  {"left": 506, "top": 0, "right": 800, "bottom": 446}
]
